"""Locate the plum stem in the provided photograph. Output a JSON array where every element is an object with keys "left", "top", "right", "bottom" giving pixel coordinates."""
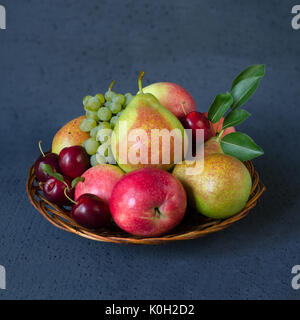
[
  {"left": 64, "top": 187, "right": 77, "bottom": 205},
  {"left": 38, "top": 140, "right": 45, "bottom": 157},
  {"left": 138, "top": 71, "right": 145, "bottom": 93}
]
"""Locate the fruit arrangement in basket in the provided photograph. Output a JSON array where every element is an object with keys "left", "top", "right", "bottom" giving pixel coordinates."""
[{"left": 28, "top": 65, "right": 266, "bottom": 243}]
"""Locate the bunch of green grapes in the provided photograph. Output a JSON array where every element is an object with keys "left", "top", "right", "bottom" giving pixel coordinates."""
[{"left": 79, "top": 81, "right": 133, "bottom": 167}]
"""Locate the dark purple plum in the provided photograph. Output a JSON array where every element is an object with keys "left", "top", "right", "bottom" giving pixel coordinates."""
[
  {"left": 35, "top": 141, "right": 60, "bottom": 182},
  {"left": 71, "top": 194, "right": 110, "bottom": 229},
  {"left": 43, "top": 176, "right": 73, "bottom": 206},
  {"left": 59, "top": 146, "right": 90, "bottom": 179}
]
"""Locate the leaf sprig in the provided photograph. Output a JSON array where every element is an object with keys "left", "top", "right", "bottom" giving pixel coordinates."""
[
  {"left": 207, "top": 64, "right": 265, "bottom": 161},
  {"left": 42, "top": 164, "right": 85, "bottom": 189}
]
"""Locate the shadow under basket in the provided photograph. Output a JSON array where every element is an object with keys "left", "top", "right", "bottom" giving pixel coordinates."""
[{"left": 26, "top": 161, "right": 265, "bottom": 245}]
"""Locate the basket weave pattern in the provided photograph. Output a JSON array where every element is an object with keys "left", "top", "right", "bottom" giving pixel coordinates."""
[{"left": 26, "top": 161, "right": 265, "bottom": 245}]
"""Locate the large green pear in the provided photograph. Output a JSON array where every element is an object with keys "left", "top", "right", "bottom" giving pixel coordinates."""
[
  {"left": 111, "top": 72, "right": 187, "bottom": 173},
  {"left": 173, "top": 137, "right": 252, "bottom": 219}
]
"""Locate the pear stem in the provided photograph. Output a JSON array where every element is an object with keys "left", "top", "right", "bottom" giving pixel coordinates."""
[
  {"left": 181, "top": 101, "right": 187, "bottom": 115},
  {"left": 109, "top": 80, "right": 116, "bottom": 91},
  {"left": 138, "top": 71, "right": 145, "bottom": 93},
  {"left": 64, "top": 187, "right": 77, "bottom": 205},
  {"left": 38, "top": 140, "right": 45, "bottom": 157}
]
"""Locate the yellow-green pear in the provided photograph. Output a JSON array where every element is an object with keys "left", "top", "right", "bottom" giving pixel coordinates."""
[
  {"left": 203, "top": 136, "right": 223, "bottom": 157},
  {"left": 173, "top": 137, "right": 252, "bottom": 219},
  {"left": 111, "top": 72, "right": 187, "bottom": 173},
  {"left": 52, "top": 116, "right": 90, "bottom": 154}
]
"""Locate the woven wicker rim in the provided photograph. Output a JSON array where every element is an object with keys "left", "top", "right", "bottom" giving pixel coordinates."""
[{"left": 26, "top": 160, "right": 265, "bottom": 245}]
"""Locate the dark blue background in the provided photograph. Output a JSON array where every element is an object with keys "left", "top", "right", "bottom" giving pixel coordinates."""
[{"left": 0, "top": 0, "right": 299, "bottom": 299}]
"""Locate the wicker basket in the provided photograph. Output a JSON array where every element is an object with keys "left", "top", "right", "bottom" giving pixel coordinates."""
[{"left": 26, "top": 160, "right": 265, "bottom": 245}]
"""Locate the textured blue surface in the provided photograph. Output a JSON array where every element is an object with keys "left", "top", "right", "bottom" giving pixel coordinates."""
[{"left": 0, "top": 0, "right": 300, "bottom": 299}]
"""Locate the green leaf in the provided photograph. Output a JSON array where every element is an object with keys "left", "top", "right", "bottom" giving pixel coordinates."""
[
  {"left": 231, "top": 64, "right": 265, "bottom": 90},
  {"left": 42, "top": 164, "right": 53, "bottom": 175},
  {"left": 42, "top": 164, "right": 64, "bottom": 183},
  {"left": 52, "top": 173, "right": 65, "bottom": 183},
  {"left": 231, "top": 76, "right": 263, "bottom": 110},
  {"left": 71, "top": 177, "right": 85, "bottom": 189},
  {"left": 207, "top": 92, "right": 233, "bottom": 123},
  {"left": 223, "top": 109, "right": 251, "bottom": 130},
  {"left": 221, "top": 132, "right": 264, "bottom": 161},
  {"left": 231, "top": 64, "right": 265, "bottom": 110}
]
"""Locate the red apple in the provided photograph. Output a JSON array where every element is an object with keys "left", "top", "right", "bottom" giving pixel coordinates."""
[
  {"left": 75, "top": 164, "right": 124, "bottom": 204},
  {"left": 109, "top": 168, "right": 187, "bottom": 237},
  {"left": 142, "top": 82, "right": 197, "bottom": 120}
]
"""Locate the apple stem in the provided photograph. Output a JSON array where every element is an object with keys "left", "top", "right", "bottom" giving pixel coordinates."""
[
  {"left": 181, "top": 101, "right": 187, "bottom": 115},
  {"left": 154, "top": 207, "right": 163, "bottom": 218},
  {"left": 64, "top": 187, "right": 77, "bottom": 205},
  {"left": 138, "top": 71, "right": 145, "bottom": 93},
  {"left": 38, "top": 140, "right": 45, "bottom": 157},
  {"left": 109, "top": 80, "right": 116, "bottom": 91}
]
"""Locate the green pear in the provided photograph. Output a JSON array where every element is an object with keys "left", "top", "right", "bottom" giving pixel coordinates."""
[
  {"left": 173, "top": 137, "right": 252, "bottom": 219},
  {"left": 203, "top": 136, "right": 223, "bottom": 157},
  {"left": 111, "top": 72, "right": 187, "bottom": 173}
]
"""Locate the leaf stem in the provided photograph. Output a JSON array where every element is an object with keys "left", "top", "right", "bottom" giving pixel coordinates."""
[{"left": 217, "top": 129, "right": 225, "bottom": 141}]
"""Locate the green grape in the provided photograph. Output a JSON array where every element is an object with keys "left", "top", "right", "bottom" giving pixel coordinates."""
[
  {"left": 105, "top": 90, "right": 116, "bottom": 101},
  {"left": 125, "top": 93, "right": 133, "bottom": 105},
  {"left": 110, "top": 115, "right": 119, "bottom": 129},
  {"left": 80, "top": 118, "right": 97, "bottom": 132},
  {"left": 105, "top": 147, "right": 116, "bottom": 164},
  {"left": 104, "top": 91, "right": 111, "bottom": 101},
  {"left": 110, "top": 92, "right": 117, "bottom": 101},
  {"left": 97, "top": 144, "right": 110, "bottom": 157},
  {"left": 84, "top": 138, "right": 100, "bottom": 155},
  {"left": 109, "top": 101, "right": 122, "bottom": 114},
  {"left": 85, "top": 96, "right": 101, "bottom": 111},
  {"left": 83, "top": 95, "right": 92, "bottom": 106},
  {"left": 95, "top": 94, "right": 105, "bottom": 105},
  {"left": 105, "top": 100, "right": 113, "bottom": 108},
  {"left": 98, "top": 122, "right": 111, "bottom": 130},
  {"left": 113, "top": 93, "right": 125, "bottom": 105},
  {"left": 96, "top": 127, "right": 112, "bottom": 143},
  {"left": 90, "top": 125, "right": 100, "bottom": 139},
  {"left": 86, "top": 110, "right": 99, "bottom": 121},
  {"left": 97, "top": 107, "right": 112, "bottom": 121},
  {"left": 90, "top": 154, "right": 99, "bottom": 167},
  {"left": 117, "top": 110, "right": 124, "bottom": 118},
  {"left": 96, "top": 153, "right": 107, "bottom": 164}
]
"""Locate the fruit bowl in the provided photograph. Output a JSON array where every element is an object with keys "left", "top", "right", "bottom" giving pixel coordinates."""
[{"left": 26, "top": 158, "right": 265, "bottom": 245}]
